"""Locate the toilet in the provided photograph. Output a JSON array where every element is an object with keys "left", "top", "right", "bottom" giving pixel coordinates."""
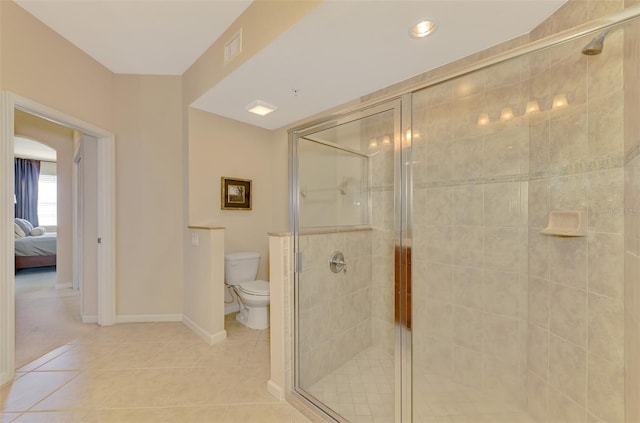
[{"left": 224, "top": 252, "right": 270, "bottom": 330}]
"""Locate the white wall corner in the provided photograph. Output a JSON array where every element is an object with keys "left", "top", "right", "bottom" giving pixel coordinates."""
[
  {"left": 182, "top": 314, "right": 227, "bottom": 345},
  {"left": 267, "top": 379, "right": 285, "bottom": 401}
]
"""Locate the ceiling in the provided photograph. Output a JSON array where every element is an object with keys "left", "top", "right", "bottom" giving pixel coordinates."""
[
  {"left": 14, "top": 136, "right": 57, "bottom": 162},
  {"left": 14, "top": 0, "right": 566, "bottom": 131},
  {"left": 14, "top": 0, "right": 252, "bottom": 75}
]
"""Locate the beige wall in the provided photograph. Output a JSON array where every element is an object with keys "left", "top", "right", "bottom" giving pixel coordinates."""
[
  {"left": 188, "top": 108, "right": 285, "bottom": 280},
  {"left": 14, "top": 110, "right": 74, "bottom": 285},
  {"left": 183, "top": 227, "right": 225, "bottom": 342},
  {"left": 2, "top": 2, "right": 186, "bottom": 318},
  {"left": 3, "top": 0, "right": 296, "bottom": 323},
  {"left": 114, "top": 75, "right": 184, "bottom": 316},
  {"left": 0, "top": 1, "right": 114, "bottom": 131}
]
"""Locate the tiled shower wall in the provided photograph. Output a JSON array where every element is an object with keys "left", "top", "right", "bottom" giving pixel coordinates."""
[
  {"left": 411, "top": 19, "right": 629, "bottom": 420},
  {"left": 624, "top": 17, "right": 640, "bottom": 423},
  {"left": 525, "top": 33, "right": 626, "bottom": 422},
  {"left": 297, "top": 230, "right": 372, "bottom": 386},
  {"left": 411, "top": 61, "right": 530, "bottom": 407}
]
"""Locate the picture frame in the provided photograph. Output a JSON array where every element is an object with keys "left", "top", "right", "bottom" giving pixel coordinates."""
[{"left": 221, "top": 177, "right": 252, "bottom": 210}]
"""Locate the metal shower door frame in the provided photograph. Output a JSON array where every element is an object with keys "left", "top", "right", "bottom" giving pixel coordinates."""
[{"left": 289, "top": 96, "right": 413, "bottom": 422}]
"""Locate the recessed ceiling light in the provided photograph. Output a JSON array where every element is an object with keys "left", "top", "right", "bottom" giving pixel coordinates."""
[
  {"left": 246, "top": 100, "right": 277, "bottom": 116},
  {"left": 410, "top": 20, "right": 437, "bottom": 39}
]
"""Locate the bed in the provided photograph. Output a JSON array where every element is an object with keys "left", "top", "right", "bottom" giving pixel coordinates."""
[{"left": 14, "top": 218, "right": 57, "bottom": 270}]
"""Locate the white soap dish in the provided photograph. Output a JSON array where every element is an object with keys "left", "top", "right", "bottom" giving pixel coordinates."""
[{"left": 540, "top": 210, "right": 586, "bottom": 237}]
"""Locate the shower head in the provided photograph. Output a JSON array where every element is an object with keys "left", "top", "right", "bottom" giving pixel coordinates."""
[{"left": 581, "top": 30, "right": 609, "bottom": 55}]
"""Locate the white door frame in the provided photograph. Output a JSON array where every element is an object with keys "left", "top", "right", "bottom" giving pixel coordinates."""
[
  {"left": 72, "top": 151, "right": 83, "bottom": 292},
  {"left": 0, "top": 91, "right": 116, "bottom": 385}
]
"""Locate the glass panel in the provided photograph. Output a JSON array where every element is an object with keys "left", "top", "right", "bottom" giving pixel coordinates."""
[
  {"left": 411, "top": 18, "right": 632, "bottom": 423},
  {"left": 295, "top": 108, "right": 397, "bottom": 422},
  {"left": 298, "top": 139, "right": 369, "bottom": 229}
]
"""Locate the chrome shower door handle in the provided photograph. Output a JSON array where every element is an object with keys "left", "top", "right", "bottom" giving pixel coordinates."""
[{"left": 329, "top": 251, "right": 347, "bottom": 273}]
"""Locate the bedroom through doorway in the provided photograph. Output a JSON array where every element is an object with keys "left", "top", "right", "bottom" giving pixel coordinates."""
[
  {"left": 1, "top": 92, "right": 116, "bottom": 386},
  {"left": 12, "top": 111, "right": 95, "bottom": 368}
]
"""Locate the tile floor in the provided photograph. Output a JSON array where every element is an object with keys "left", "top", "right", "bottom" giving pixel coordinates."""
[
  {"left": 307, "top": 346, "right": 394, "bottom": 423},
  {"left": 1, "top": 314, "right": 311, "bottom": 423}
]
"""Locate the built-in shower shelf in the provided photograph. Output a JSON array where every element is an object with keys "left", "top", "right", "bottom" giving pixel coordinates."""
[{"left": 540, "top": 210, "right": 586, "bottom": 237}]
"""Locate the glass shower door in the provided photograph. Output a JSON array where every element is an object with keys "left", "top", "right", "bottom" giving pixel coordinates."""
[{"left": 293, "top": 103, "right": 403, "bottom": 422}]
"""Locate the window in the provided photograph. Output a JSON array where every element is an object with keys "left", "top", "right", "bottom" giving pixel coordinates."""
[{"left": 38, "top": 162, "right": 57, "bottom": 226}]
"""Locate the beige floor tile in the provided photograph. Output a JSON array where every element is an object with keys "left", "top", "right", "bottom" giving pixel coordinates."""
[
  {"left": 162, "top": 368, "right": 234, "bottom": 406},
  {"left": 35, "top": 344, "right": 120, "bottom": 371},
  {"left": 195, "top": 348, "right": 244, "bottom": 369},
  {"left": 70, "top": 323, "right": 156, "bottom": 345},
  {"left": 221, "top": 375, "right": 280, "bottom": 404},
  {"left": 222, "top": 403, "right": 300, "bottom": 423},
  {"left": 98, "top": 368, "right": 231, "bottom": 409},
  {"left": 0, "top": 372, "right": 78, "bottom": 412},
  {"left": 92, "top": 343, "right": 166, "bottom": 369},
  {"left": 98, "top": 406, "right": 229, "bottom": 423},
  {"left": 16, "top": 345, "right": 74, "bottom": 373},
  {"left": 1, "top": 413, "right": 19, "bottom": 423},
  {"left": 6, "top": 313, "right": 303, "bottom": 421},
  {"left": 12, "top": 410, "right": 97, "bottom": 422},
  {"left": 148, "top": 323, "right": 204, "bottom": 344},
  {"left": 30, "top": 370, "right": 134, "bottom": 411},
  {"left": 143, "top": 342, "right": 214, "bottom": 369}
]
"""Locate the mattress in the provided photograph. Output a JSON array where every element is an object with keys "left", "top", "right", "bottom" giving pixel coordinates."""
[{"left": 14, "top": 233, "right": 57, "bottom": 256}]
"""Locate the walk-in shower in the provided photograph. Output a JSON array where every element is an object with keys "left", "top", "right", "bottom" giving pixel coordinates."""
[{"left": 290, "top": 10, "right": 640, "bottom": 422}]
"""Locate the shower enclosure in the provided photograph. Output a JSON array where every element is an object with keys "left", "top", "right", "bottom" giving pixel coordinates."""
[{"left": 291, "top": 11, "right": 639, "bottom": 422}]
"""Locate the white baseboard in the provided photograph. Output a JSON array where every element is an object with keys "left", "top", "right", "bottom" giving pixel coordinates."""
[
  {"left": 267, "top": 379, "right": 285, "bottom": 401},
  {"left": 55, "top": 282, "right": 72, "bottom": 289},
  {"left": 115, "top": 314, "right": 182, "bottom": 323},
  {"left": 82, "top": 314, "right": 97, "bottom": 323},
  {"left": 182, "top": 315, "right": 227, "bottom": 345}
]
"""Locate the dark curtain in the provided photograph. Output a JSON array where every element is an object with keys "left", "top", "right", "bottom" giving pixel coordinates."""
[{"left": 14, "top": 158, "right": 40, "bottom": 227}]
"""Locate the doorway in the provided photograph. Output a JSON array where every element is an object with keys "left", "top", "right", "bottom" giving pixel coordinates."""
[
  {"left": 0, "top": 92, "right": 116, "bottom": 385},
  {"left": 13, "top": 131, "right": 79, "bottom": 367}
]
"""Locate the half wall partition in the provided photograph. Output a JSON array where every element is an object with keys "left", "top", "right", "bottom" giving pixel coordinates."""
[{"left": 290, "top": 10, "right": 640, "bottom": 422}]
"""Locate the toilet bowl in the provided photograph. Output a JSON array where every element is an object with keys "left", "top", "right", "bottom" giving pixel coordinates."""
[{"left": 224, "top": 252, "right": 270, "bottom": 330}]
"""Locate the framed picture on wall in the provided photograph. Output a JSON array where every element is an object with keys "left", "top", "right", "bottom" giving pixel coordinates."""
[{"left": 221, "top": 177, "right": 252, "bottom": 210}]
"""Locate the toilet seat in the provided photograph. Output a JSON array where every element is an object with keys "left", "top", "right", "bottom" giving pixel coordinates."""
[{"left": 238, "top": 280, "right": 270, "bottom": 296}]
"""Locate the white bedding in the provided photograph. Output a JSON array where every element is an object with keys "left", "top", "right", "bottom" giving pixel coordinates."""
[{"left": 14, "top": 233, "right": 57, "bottom": 256}]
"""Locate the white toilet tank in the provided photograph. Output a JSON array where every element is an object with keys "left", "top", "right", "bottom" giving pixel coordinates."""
[{"left": 224, "top": 252, "right": 260, "bottom": 286}]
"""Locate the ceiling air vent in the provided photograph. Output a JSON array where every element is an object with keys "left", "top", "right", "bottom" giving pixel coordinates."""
[{"left": 224, "top": 29, "right": 242, "bottom": 63}]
